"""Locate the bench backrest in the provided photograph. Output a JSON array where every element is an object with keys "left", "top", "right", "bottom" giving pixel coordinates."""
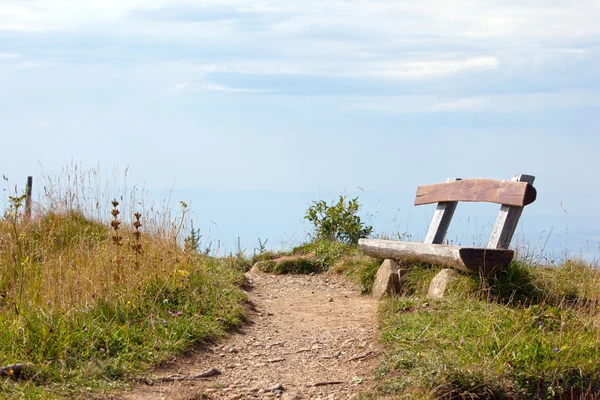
[{"left": 415, "top": 174, "right": 536, "bottom": 249}]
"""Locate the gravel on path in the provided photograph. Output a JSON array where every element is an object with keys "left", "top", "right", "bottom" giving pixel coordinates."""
[{"left": 110, "top": 269, "right": 380, "bottom": 400}]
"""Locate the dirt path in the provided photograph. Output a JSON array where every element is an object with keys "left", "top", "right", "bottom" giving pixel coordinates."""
[{"left": 111, "top": 268, "right": 380, "bottom": 400}]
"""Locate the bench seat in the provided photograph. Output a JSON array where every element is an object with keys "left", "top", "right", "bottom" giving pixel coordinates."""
[{"left": 359, "top": 239, "right": 514, "bottom": 275}]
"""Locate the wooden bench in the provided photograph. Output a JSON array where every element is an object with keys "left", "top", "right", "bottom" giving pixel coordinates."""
[{"left": 358, "top": 174, "right": 536, "bottom": 275}]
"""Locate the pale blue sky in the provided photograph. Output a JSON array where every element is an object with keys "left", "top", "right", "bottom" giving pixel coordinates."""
[{"left": 1, "top": 1, "right": 599, "bottom": 260}]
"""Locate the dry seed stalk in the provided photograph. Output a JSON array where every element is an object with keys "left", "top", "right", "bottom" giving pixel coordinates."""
[
  {"left": 111, "top": 199, "right": 123, "bottom": 283},
  {"left": 131, "top": 212, "right": 142, "bottom": 268}
]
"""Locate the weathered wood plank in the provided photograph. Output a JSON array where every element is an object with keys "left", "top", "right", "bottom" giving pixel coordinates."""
[
  {"left": 424, "top": 178, "right": 461, "bottom": 244},
  {"left": 358, "top": 239, "right": 514, "bottom": 275},
  {"left": 487, "top": 174, "right": 536, "bottom": 249},
  {"left": 415, "top": 179, "right": 537, "bottom": 207}
]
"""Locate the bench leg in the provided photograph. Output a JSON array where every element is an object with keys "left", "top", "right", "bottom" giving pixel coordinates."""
[
  {"left": 488, "top": 174, "right": 535, "bottom": 249},
  {"left": 424, "top": 178, "right": 461, "bottom": 244}
]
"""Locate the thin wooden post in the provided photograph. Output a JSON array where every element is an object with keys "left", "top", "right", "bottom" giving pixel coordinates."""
[
  {"left": 25, "top": 176, "right": 32, "bottom": 220},
  {"left": 487, "top": 174, "right": 535, "bottom": 249},
  {"left": 423, "top": 178, "right": 461, "bottom": 244}
]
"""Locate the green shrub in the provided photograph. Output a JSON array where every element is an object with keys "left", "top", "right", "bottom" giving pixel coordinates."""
[{"left": 304, "top": 195, "right": 372, "bottom": 245}]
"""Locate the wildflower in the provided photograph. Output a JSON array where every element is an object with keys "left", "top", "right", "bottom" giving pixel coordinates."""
[
  {"left": 176, "top": 311, "right": 183, "bottom": 317},
  {"left": 554, "top": 347, "right": 559, "bottom": 353},
  {"left": 167, "top": 310, "right": 172, "bottom": 315},
  {"left": 83, "top": 327, "right": 88, "bottom": 333},
  {"left": 539, "top": 321, "right": 543, "bottom": 328},
  {"left": 99, "top": 348, "right": 105, "bottom": 353},
  {"left": 163, "top": 299, "right": 168, "bottom": 304},
  {"left": 7, "top": 368, "right": 13, "bottom": 376},
  {"left": 162, "top": 319, "right": 167, "bottom": 324}
]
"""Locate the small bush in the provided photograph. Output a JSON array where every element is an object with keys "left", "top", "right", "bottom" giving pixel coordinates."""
[{"left": 304, "top": 195, "right": 372, "bottom": 245}]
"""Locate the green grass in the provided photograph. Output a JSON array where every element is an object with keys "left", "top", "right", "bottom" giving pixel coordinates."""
[
  {"left": 0, "top": 176, "right": 248, "bottom": 398},
  {"left": 330, "top": 252, "right": 381, "bottom": 294},
  {"left": 254, "top": 257, "right": 321, "bottom": 274},
  {"left": 367, "top": 260, "right": 600, "bottom": 399}
]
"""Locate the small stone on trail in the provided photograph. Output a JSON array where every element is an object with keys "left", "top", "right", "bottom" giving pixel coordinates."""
[
  {"left": 321, "top": 351, "right": 342, "bottom": 359},
  {"left": 267, "top": 383, "right": 285, "bottom": 392},
  {"left": 282, "top": 392, "right": 300, "bottom": 400},
  {"left": 229, "top": 347, "right": 239, "bottom": 353},
  {"left": 328, "top": 297, "right": 333, "bottom": 302}
]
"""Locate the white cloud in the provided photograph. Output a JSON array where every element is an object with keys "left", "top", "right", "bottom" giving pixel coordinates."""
[
  {"left": 2, "top": 1, "right": 600, "bottom": 43},
  {"left": 195, "top": 63, "right": 312, "bottom": 76},
  {"left": 0, "top": 53, "right": 19, "bottom": 59},
  {"left": 343, "top": 95, "right": 485, "bottom": 114},
  {"left": 366, "top": 57, "right": 499, "bottom": 79},
  {"left": 170, "top": 82, "right": 191, "bottom": 93},
  {"left": 0, "top": 0, "right": 168, "bottom": 31},
  {"left": 202, "top": 83, "right": 271, "bottom": 93},
  {"left": 485, "top": 90, "right": 600, "bottom": 113},
  {"left": 169, "top": 81, "right": 272, "bottom": 94},
  {"left": 431, "top": 97, "right": 489, "bottom": 112},
  {"left": 0, "top": 0, "right": 598, "bottom": 98},
  {"left": 184, "top": 56, "right": 499, "bottom": 81},
  {"left": 344, "top": 90, "right": 600, "bottom": 115}
]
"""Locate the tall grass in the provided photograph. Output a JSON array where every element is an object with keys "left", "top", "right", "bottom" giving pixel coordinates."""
[{"left": 0, "top": 167, "right": 246, "bottom": 398}]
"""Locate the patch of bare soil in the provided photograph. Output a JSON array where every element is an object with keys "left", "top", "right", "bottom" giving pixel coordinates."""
[{"left": 109, "top": 269, "right": 380, "bottom": 400}]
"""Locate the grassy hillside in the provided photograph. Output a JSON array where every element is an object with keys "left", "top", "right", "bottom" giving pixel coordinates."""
[
  {"left": 336, "top": 256, "right": 600, "bottom": 399},
  {"left": 2, "top": 172, "right": 599, "bottom": 399},
  {"left": 0, "top": 175, "right": 247, "bottom": 398}
]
